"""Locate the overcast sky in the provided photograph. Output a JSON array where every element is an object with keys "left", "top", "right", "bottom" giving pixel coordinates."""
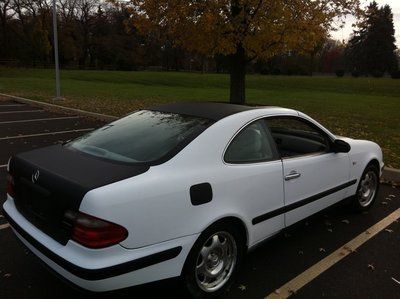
[{"left": 330, "top": 0, "right": 400, "bottom": 46}]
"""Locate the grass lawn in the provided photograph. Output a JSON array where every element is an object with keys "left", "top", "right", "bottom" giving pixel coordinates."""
[{"left": 0, "top": 67, "right": 399, "bottom": 168}]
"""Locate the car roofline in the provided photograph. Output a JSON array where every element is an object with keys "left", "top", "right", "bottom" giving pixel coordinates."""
[{"left": 149, "top": 102, "right": 282, "bottom": 121}]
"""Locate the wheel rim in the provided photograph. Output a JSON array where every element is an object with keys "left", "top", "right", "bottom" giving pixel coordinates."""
[
  {"left": 195, "top": 231, "right": 237, "bottom": 292},
  {"left": 358, "top": 171, "right": 378, "bottom": 207}
]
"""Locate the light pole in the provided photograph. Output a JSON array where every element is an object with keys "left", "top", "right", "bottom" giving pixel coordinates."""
[{"left": 52, "top": 0, "right": 62, "bottom": 100}]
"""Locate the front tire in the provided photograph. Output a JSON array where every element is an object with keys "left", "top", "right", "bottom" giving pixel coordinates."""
[
  {"left": 183, "top": 222, "right": 245, "bottom": 298},
  {"left": 352, "top": 164, "right": 379, "bottom": 211}
]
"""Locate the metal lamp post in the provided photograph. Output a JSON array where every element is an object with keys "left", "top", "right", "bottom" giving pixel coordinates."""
[{"left": 52, "top": 0, "right": 62, "bottom": 100}]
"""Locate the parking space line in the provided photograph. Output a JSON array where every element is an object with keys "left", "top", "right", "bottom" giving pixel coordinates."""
[
  {"left": 266, "top": 207, "right": 400, "bottom": 299},
  {"left": 0, "top": 164, "right": 6, "bottom": 168},
  {"left": 0, "top": 110, "right": 44, "bottom": 114},
  {"left": 0, "top": 116, "right": 80, "bottom": 125},
  {"left": 0, "top": 223, "right": 10, "bottom": 230},
  {"left": 0, "top": 128, "right": 94, "bottom": 141}
]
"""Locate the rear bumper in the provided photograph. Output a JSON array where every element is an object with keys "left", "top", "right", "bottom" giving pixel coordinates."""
[{"left": 2, "top": 197, "right": 198, "bottom": 292}]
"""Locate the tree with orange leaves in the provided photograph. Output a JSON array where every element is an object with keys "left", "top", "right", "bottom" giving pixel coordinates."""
[{"left": 126, "top": 0, "right": 359, "bottom": 104}]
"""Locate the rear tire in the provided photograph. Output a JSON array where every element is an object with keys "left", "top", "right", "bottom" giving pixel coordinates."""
[
  {"left": 352, "top": 164, "right": 379, "bottom": 212},
  {"left": 183, "top": 222, "right": 245, "bottom": 298}
]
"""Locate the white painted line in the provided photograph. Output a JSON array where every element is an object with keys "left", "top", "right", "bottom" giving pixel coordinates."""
[
  {"left": 266, "top": 208, "right": 400, "bottom": 299},
  {"left": 0, "top": 116, "right": 80, "bottom": 125},
  {"left": 0, "top": 93, "right": 117, "bottom": 121},
  {"left": 0, "top": 104, "right": 25, "bottom": 107},
  {"left": 392, "top": 277, "right": 400, "bottom": 286},
  {"left": 0, "top": 164, "right": 6, "bottom": 168},
  {"left": 0, "top": 128, "right": 94, "bottom": 141},
  {"left": 0, "top": 223, "right": 10, "bottom": 230},
  {"left": 0, "top": 110, "right": 44, "bottom": 114}
]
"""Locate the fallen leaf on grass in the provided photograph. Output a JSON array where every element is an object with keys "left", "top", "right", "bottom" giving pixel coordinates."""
[
  {"left": 388, "top": 194, "right": 396, "bottom": 198},
  {"left": 319, "top": 248, "right": 326, "bottom": 253},
  {"left": 327, "top": 228, "right": 333, "bottom": 233},
  {"left": 385, "top": 229, "right": 394, "bottom": 233},
  {"left": 238, "top": 284, "right": 246, "bottom": 291},
  {"left": 341, "top": 219, "right": 350, "bottom": 224},
  {"left": 381, "top": 201, "right": 388, "bottom": 205},
  {"left": 367, "top": 264, "right": 375, "bottom": 271},
  {"left": 3, "top": 273, "right": 11, "bottom": 278},
  {"left": 298, "top": 250, "right": 304, "bottom": 255}
]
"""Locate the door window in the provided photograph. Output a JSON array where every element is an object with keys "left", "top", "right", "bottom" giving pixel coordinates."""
[{"left": 265, "top": 117, "right": 330, "bottom": 158}]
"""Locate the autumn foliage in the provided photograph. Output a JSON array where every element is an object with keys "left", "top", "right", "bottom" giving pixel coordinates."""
[{"left": 126, "top": 0, "right": 360, "bottom": 103}]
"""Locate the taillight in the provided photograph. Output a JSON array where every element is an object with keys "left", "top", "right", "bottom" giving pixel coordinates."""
[
  {"left": 6, "top": 174, "right": 15, "bottom": 198},
  {"left": 64, "top": 211, "right": 128, "bottom": 249}
]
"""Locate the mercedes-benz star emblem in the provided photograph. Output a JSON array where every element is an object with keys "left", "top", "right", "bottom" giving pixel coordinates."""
[{"left": 32, "top": 170, "right": 40, "bottom": 183}]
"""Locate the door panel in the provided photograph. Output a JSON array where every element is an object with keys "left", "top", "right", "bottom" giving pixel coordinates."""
[
  {"left": 224, "top": 161, "right": 285, "bottom": 244},
  {"left": 264, "top": 116, "right": 350, "bottom": 227},
  {"left": 283, "top": 152, "right": 350, "bottom": 226}
]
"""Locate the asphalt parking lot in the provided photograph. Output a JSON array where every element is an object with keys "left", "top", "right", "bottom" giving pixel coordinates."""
[{"left": 0, "top": 97, "right": 399, "bottom": 299}]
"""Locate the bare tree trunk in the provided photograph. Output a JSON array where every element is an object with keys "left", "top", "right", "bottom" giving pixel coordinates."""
[{"left": 229, "top": 44, "right": 246, "bottom": 104}]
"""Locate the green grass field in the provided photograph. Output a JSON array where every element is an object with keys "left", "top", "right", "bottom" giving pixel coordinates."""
[{"left": 0, "top": 67, "right": 399, "bottom": 168}]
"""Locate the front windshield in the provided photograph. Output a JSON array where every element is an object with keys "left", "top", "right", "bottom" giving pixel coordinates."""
[{"left": 67, "top": 110, "right": 212, "bottom": 163}]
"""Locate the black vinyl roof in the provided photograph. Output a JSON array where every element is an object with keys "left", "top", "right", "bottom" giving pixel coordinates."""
[{"left": 150, "top": 102, "right": 260, "bottom": 121}]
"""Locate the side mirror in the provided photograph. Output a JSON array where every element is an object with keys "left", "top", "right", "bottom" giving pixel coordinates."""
[{"left": 332, "top": 139, "right": 351, "bottom": 153}]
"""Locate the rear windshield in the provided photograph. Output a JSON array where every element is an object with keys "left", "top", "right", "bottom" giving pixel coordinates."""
[{"left": 67, "top": 110, "right": 212, "bottom": 163}]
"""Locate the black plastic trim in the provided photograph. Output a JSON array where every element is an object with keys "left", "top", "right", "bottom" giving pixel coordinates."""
[
  {"left": 252, "top": 179, "right": 357, "bottom": 225},
  {"left": 2, "top": 207, "right": 182, "bottom": 281}
]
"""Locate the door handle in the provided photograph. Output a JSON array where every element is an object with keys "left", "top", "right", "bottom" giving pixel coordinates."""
[{"left": 285, "top": 171, "right": 301, "bottom": 181}]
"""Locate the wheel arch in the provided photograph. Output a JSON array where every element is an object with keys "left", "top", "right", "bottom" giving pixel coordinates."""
[
  {"left": 193, "top": 215, "right": 250, "bottom": 252},
  {"left": 207, "top": 216, "right": 249, "bottom": 249},
  {"left": 367, "top": 158, "right": 380, "bottom": 172}
]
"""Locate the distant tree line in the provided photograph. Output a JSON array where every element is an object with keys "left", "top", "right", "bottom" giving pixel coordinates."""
[
  {"left": 0, "top": 0, "right": 398, "bottom": 78},
  {"left": 346, "top": 1, "right": 399, "bottom": 77}
]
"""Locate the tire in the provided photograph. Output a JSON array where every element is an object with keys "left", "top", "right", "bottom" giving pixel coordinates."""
[
  {"left": 183, "top": 222, "right": 245, "bottom": 298},
  {"left": 352, "top": 164, "right": 380, "bottom": 212}
]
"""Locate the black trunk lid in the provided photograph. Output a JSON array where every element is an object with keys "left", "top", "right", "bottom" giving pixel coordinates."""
[{"left": 9, "top": 145, "right": 149, "bottom": 245}]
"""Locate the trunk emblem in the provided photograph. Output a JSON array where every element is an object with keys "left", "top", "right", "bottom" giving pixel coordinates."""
[{"left": 32, "top": 170, "right": 40, "bottom": 183}]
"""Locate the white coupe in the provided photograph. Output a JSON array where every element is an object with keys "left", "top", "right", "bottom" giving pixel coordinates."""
[{"left": 3, "top": 102, "right": 383, "bottom": 298}]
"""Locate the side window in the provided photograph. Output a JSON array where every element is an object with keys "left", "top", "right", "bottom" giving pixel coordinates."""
[
  {"left": 265, "top": 117, "right": 331, "bottom": 158},
  {"left": 225, "top": 120, "right": 276, "bottom": 163}
]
